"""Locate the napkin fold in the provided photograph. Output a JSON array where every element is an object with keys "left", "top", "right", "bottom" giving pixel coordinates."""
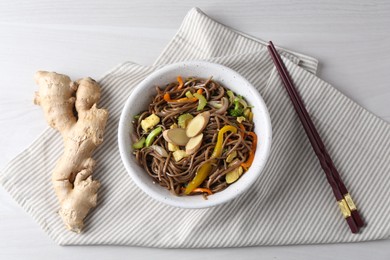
[{"left": 1, "top": 8, "right": 389, "bottom": 247}]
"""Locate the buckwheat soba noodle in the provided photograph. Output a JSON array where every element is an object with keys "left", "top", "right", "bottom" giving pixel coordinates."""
[{"left": 132, "top": 76, "right": 257, "bottom": 198}]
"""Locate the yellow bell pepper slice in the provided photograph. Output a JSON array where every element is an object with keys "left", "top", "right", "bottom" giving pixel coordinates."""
[
  {"left": 185, "top": 125, "right": 237, "bottom": 194},
  {"left": 211, "top": 125, "right": 237, "bottom": 158}
]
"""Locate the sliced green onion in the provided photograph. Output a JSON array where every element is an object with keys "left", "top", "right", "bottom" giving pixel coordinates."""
[
  {"left": 178, "top": 113, "right": 194, "bottom": 128},
  {"left": 185, "top": 91, "right": 194, "bottom": 98},
  {"left": 227, "top": 90, "right": 235, "bottom": 104},
  {"left": 145, "top": 127, "right": 162, "bottom": 147},
  {"left": 132, "top": 137, "right": 145, "bottom": 149},
  {"left": 235, "top": 95, "right": 248, "bottom": 109},
  {"left": 193, "top": 93, "right": 207, "bottom": 111}
]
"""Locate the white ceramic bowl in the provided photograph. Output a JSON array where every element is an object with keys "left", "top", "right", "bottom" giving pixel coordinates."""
[{"left": 118, "top": 61, "right": 272, "bottom": 208}]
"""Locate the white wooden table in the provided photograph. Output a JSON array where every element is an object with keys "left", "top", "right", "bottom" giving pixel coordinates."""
[{"left": 1, "top": 1, "right": 389, "bottom": 259}]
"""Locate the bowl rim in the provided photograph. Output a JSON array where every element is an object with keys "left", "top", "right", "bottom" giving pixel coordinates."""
[{"left": 118, "top": 60, "right": 272, "bottom": 208}]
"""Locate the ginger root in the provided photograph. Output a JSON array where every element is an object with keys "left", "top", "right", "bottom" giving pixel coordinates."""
[{"left": 34, "top": 71, "right": 108, "bottom": 233}]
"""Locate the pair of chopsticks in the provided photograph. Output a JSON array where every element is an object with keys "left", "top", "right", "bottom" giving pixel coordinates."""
[{"left": 267, "top": 41, "right": 364, "bottom": 233}]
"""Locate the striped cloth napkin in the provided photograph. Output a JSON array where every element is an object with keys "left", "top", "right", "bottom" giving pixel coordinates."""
[{"left": 1, "top": 8, "right": 389, "bottom": 247}]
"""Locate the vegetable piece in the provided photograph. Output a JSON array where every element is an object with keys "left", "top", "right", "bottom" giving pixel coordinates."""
[
  {"left": 243, "top": 108, "right": 251, "bottom": 118},
  {"left": 191, "top": 188, "right": 212, "bottom": 195},
  {"left": 226, "top": 166, "right": 244, "bottom": 184},
  {"left": 238, "top": 123, "right": 246, "bottom": 139},
  {"left": 34, "top": 71, "right": 109, "bottom": 233},
  {"left": 133, "top": 114, "right": 140, "bottom": 120},
  {"left": 235, "top": 95, "right": 248, "bottom": 109},
  {"left": 184, "top": 162, "right": 213, "bottom": 194},
  {"left": 244, "top": 108, "right": 254, "bottom": 122},
  {"left": 227, "top": 90, "right": 235, "bottom": 104},
  {"left": 211, "top": 125, "right": 238, "bottom": 158},
  {"left": 193, "top": 93, "right": 207, "bottom": 111},
  {"left": 229, "top": 100, "right": 244, "bottom": 117},
  {"left": 185, "top": 125, "right": 237, "bottom": 194},
  {"left": 163, "top": 128, "right": 189, "bottom": 146},
  {"left": 215, "top": 97, "right": 229, "bottom": 114},
  {"left": 164, "top": 89, "right": 204, "bottom": 103},
  {"left": 178, "top": 113, "right": 194, "bottom": 128},
  {"left": 209, "top": 97, "right": 229, "bottom": 114},
  {"left": 141, "top": 114, "right": 160, "bottom": 132},
  {"left": 185, "top": 91, "right": 194, "bottom": 98},
  {"left": 237, "top": 116, "right": 246, "bottom": 123},
  {"left": 177, "top": 76, "right": 184, "bottom": 90},
  {"left": 248, "top": 111, "right": 253, "bottom": 122},
  {"left": 163, "top": 93, "right": 171, "bottom": 102},
  {"left": 227, "top": 91, "right": 250, "bottom": 117},
  {"left": 226, "top": 150, "right": 237, "bottom": 163},
  {"left": 168, "top": 142, "right": 180, "bottom": 152},
  {"left": 241, "top": 132, "right": 258, "bottom": 170},
  {"left": 163, "top": 93, "right": 197, "bottom": 103},
  {"left": 133, "top": 137, "right": 146, "bottom": 149},
  {"left": 173, "top": 150, "right": 188, "bottom": 162},
  {"left": 170, "top": 123, "right": 178, "bottom": 129},
  {"left": 145, "top": 127, "right": 162, "bottom": 147},
  {"left": 186, "top": 111, "right": 210, "bottom": 137},
  {"left": 185, "top": 133, "right": 203, "bottom": 155},
  {"left": 149, "top": 145, "right": 169, "bottom": 157},
  {"left": 208, "top": 101, "right": 223, "bottom": 109},
  {"left": 174, "top": 97, "right": 198, "bottom": 103}
]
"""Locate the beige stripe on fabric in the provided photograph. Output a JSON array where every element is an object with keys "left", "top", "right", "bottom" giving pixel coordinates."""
[{"left": 0, "top": 8, "right": 389, "bottom": 247}]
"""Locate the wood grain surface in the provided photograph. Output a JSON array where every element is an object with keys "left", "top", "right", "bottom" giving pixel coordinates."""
[{"left": 0, "top": 0, "right": 389, "bottom": 259}]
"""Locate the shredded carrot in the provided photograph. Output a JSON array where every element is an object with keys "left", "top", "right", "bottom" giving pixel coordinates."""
[
  {"left": 163, "top": 93, "right": 172, "bottom": 102},
  {"left": 163, "top": 89, "right": 204, "bottom": 103},
  {"left": 164, "top": 93, "right": 197, "bottom": 103},
  {"left": 180, "top": 187, "right": 213, "bottom": 195},
  {"left": 177, "top": 76, "right": 184, "bottom": 90},
  {"left": 175, "top": 97, "right": 198, "bottom": 102},
  {"left": 241, "top": 132, "right": 257, "bottom": 170},
  {"left": 242, "top": 152, "right": 254, "bottom": 171},
  {"left": 191, "top": 188, "right": 213, "bottom": 195},
  {"left": 238, "top": 123, "right": 246, "bottom": 139}
]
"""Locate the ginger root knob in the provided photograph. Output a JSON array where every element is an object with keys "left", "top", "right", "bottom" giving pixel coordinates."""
[{"left": 34, "top": 71, "right": 108, "bottom": 233}]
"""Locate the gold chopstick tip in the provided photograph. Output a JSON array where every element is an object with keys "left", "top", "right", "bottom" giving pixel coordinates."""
[
  {"left": 344, "top": 193, "right": 357, "bottom": 211},
  {"left": 338, "top": 199, "right": 351, "bottom": 218}
]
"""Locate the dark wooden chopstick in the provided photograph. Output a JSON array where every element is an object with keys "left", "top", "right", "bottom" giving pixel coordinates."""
[
  {"left": 267, "top": 42, "right": 364, "bottom": 228},
  {"left": 267, "top": 41, "right": 364, "bottom": 233}
]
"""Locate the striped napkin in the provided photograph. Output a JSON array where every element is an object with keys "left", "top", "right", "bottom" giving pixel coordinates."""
[{"left": 1, "top": 8, "right": 389, "bottom": 247}]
